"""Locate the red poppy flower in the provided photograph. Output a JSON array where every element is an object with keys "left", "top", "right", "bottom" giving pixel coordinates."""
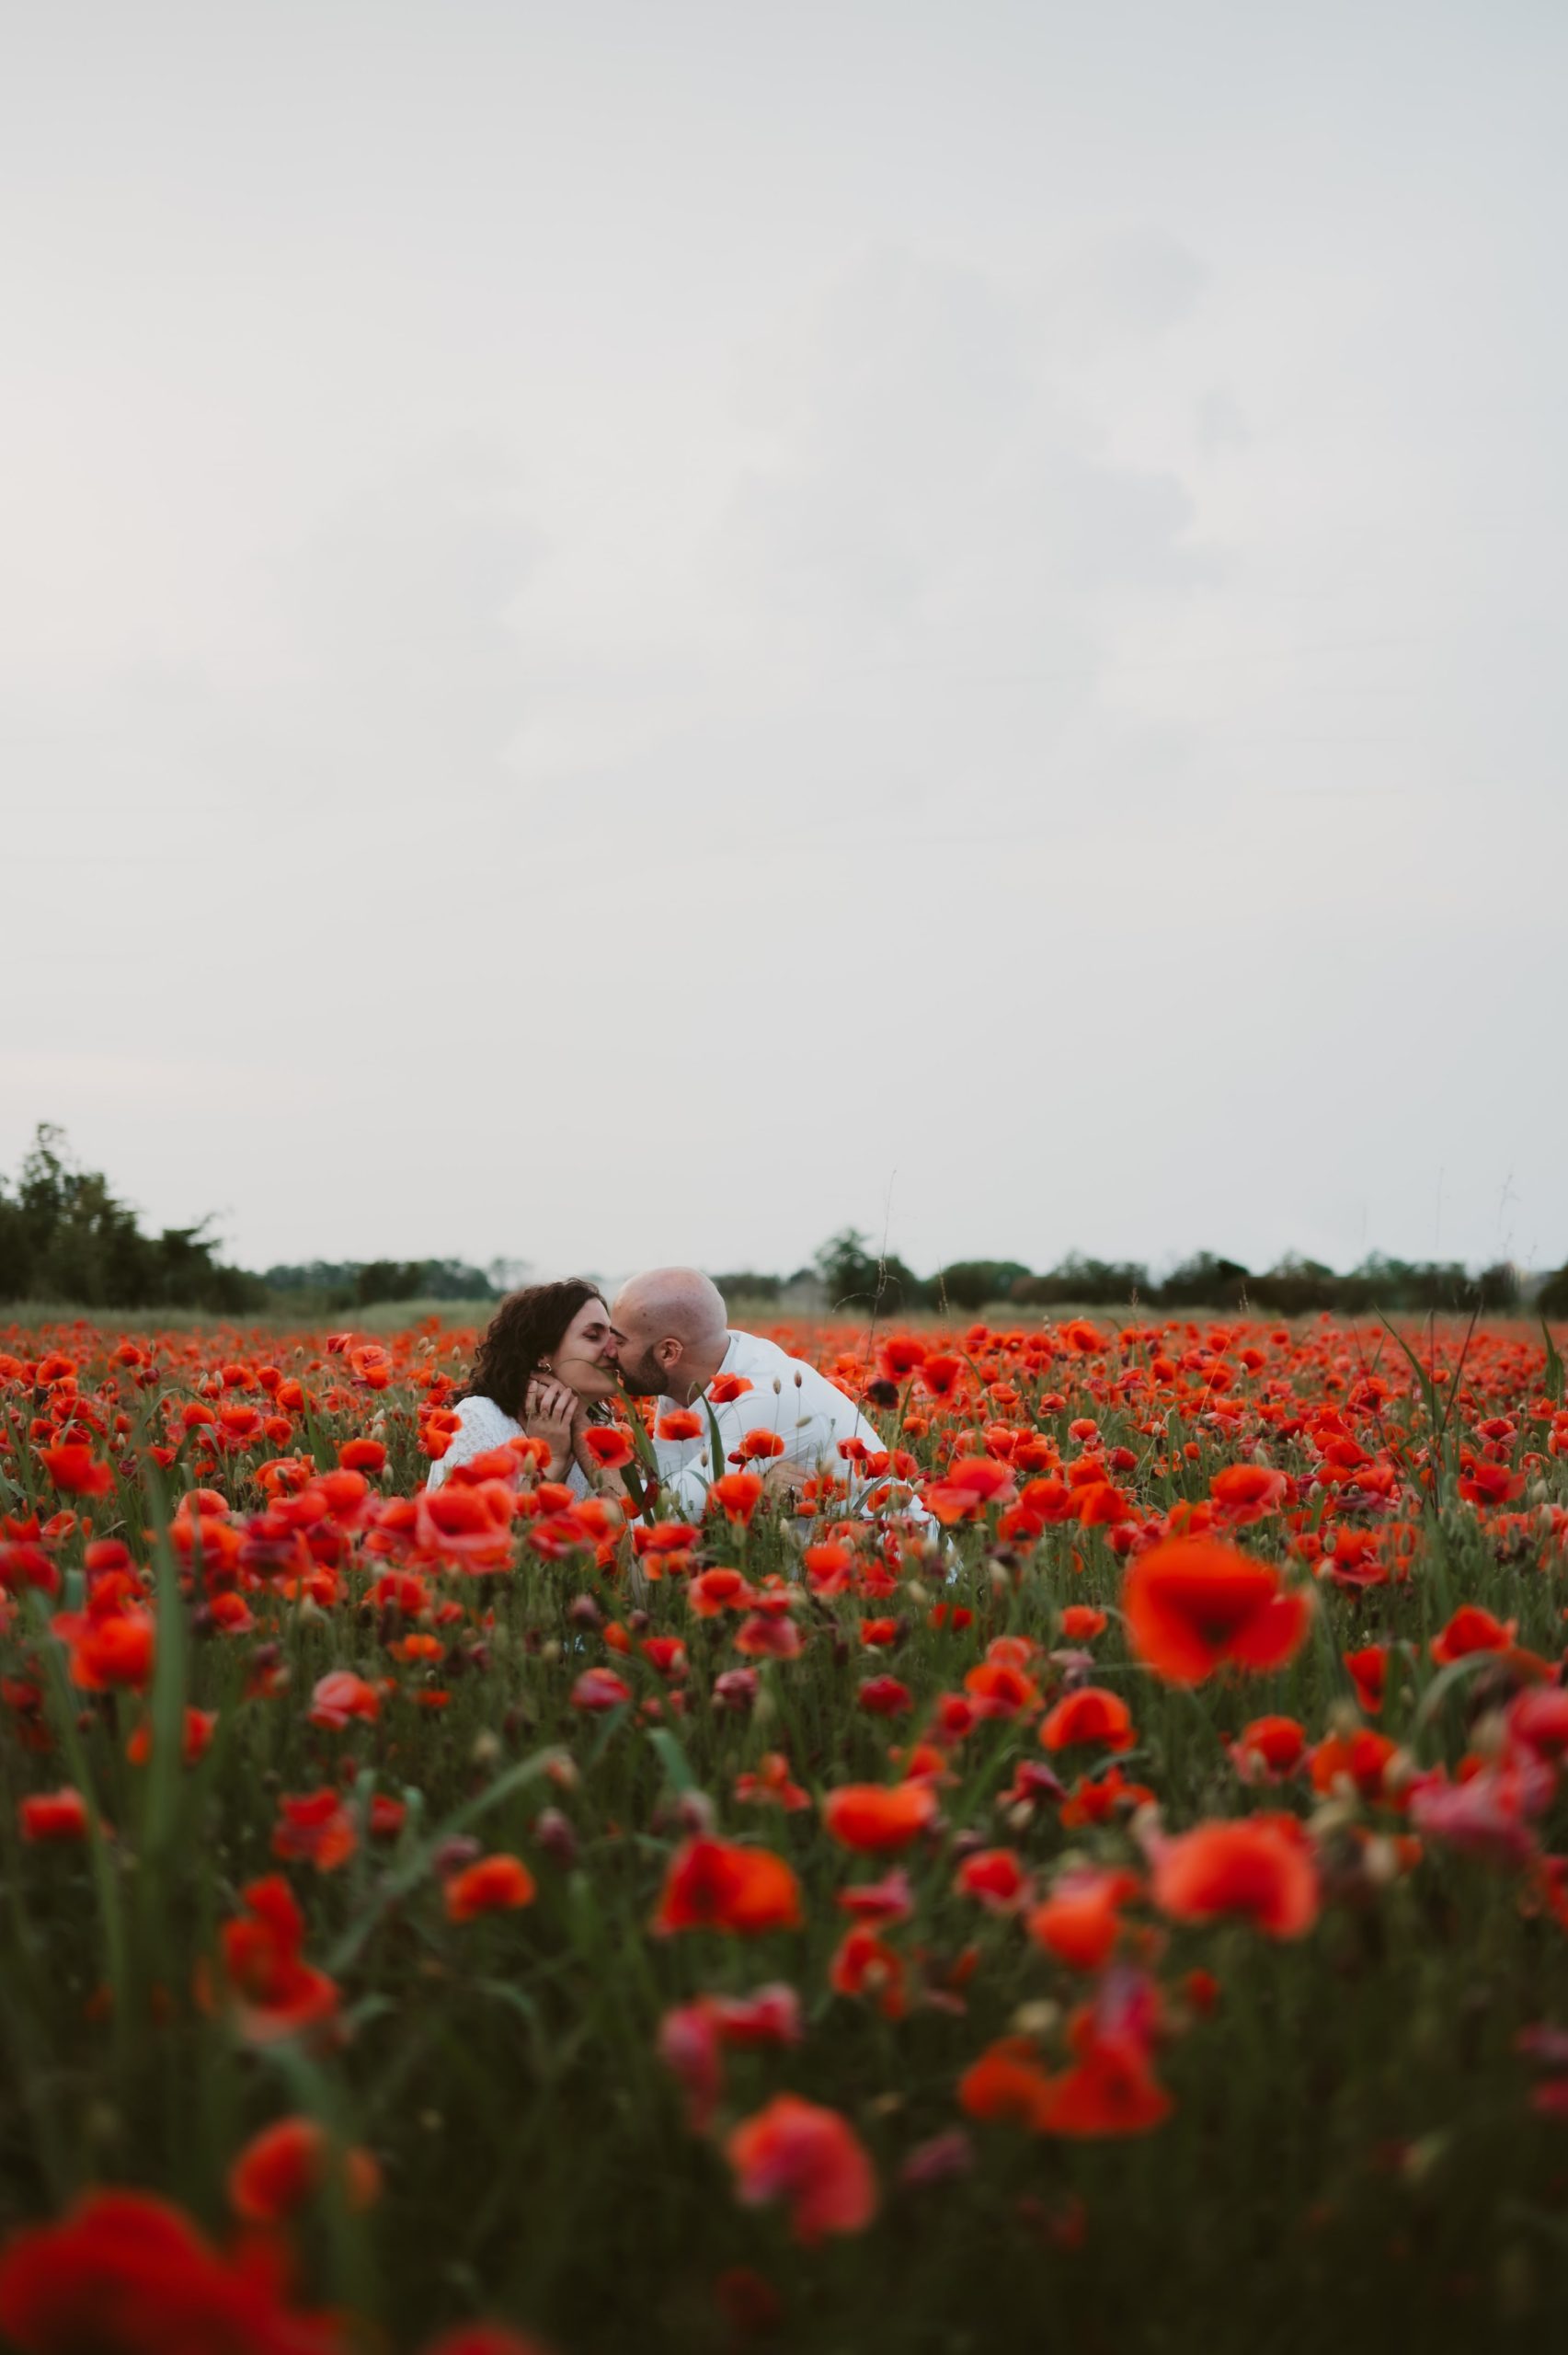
[
  {"left": 1152, "top": 1815, "right": 1320, "bottom": 1939},
  {"left": 1231, "top": 1716, "right": 1307, "bottom": 1779},
  {"left": 338, "top": 1438, "right": 386, "bottom": 1475},
  {"left": 271, "top": 1790, "right": 357, "bottom": 1873},
  {"left": 420, "top": 2329, "right": 554, "bottom": 2355},
  {"left": 708, "top": 1373, "right": 754, "bottom": 1405},
  {"left": 38, "top": 1443, "right": 116, "bottom": 1497},
  {"left": 734, "top": 1614, "right": 805, "bottom": 1660},
  {"left": 955, "top": 1847, "right": 1030, "bottom": 1913},
  {"left": 62, "top": 1608, "right": 155, "bottom": 1694},
  {"left": 308, "top": 1671, "right": 381, "bottom": 1729},
  {"left": 570, "top": 1667, "right": 633, "bottom": 1710},
  {"left": 1030, "top": 2009, "right": 1174, "bottom": 2138},
  {"left": 1122, "top": 1538, "right": 1310, "bottom": 1685},
  {"left": 726, "top": 2095, "right": 877, "bottom": 2245},
  {"left": 227, "top": 2115, "right": 381, "bottom": 2223},
  {"left": 829, "top": 1925, "right": 908, "bottom": 2016},
  {"left": 582, "top": 1426, "right": 634, "bottom": 1470},
  {"left": 1430, "top": 1604, "right": 1516, "bottom": 1665},
  {"left": 963, "top": 1660, "right": 1041, "bottom": 1718},
  {"left": 1509, "top": 1685, "right": 1568, "bottom": 1759},
  {"left": 857, "top": 1674, "right": 912, "bottom": 1717},
  {"left": 835, "top": 1867, "right": 914, "bottom": 1924},
  {"left": 1039, "top": 1686, "right": 1136, "bottom": 1754},
  {"left": 1208, "top": 1463, "right": 1291, "bottom": 1522},
  {"left": 1308, "top": 1729, "right": 1399, "bottom": 1803},
  {"left": 1344, "top": 1644, "right": 1389, "bottom": 1714},
  {"left": 652, "top": 1837, "right": 804, "bottom": 1935},
  {"left": 0, "top": 2188, "right": 342, "bottom": 2355},
  {"left": 210, "top": 1876, "right": 340, "bottom": 2045},
  {"left": 18, "top": 1787, "right": 91, "bottom": 1844},
  {"left": 656, "top": 1410, "right": 704, "bottom": 1442}
]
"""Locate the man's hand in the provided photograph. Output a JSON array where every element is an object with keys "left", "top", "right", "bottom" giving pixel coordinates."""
[{"left": 759, "top": 1453, "right": 809, "bottom": 1505}]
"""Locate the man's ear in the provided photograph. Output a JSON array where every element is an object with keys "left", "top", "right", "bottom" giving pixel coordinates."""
[{"left": 655, "top": 1338, "right": 682, "bottom": 1372}]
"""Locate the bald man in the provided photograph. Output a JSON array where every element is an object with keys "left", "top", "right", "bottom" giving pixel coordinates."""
[{"left": 610, "top": 1268, "right": 919, "bottom": 1522}]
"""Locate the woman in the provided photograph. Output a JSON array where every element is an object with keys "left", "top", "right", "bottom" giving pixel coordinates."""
[{"left": 425, "top": 1280, "right": 626, "bottom": 1495}]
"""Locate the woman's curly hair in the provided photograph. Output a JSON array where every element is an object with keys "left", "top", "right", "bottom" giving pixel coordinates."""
[{"left": 462, "top": 1280, "right": 607, "bottom": 1420}]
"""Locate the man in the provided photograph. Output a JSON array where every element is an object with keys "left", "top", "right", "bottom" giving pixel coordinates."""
[{"left": 610, "top": 1267, "right": 920, "bottom": 1522}]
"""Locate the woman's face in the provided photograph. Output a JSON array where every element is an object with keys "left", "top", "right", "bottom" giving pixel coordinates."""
[{"left": 547, "top": 1296, "right": 620, "bottom": 1401}]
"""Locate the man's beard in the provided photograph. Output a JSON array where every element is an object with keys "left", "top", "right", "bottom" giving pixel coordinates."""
[{"left": 617, "top": 1347, "right": 667, "bottom": 1398}]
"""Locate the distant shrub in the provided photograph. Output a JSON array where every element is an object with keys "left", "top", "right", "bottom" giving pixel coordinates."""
[{"left": 933, "top": 1260, "right": 1033, "bottom": 1313}]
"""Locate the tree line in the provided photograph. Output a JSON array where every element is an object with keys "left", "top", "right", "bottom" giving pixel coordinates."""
[
  {"left": 724, "top": 1229, "right": 1568, "bottom": 1320},
  {"left": 0, "top": 1129, "right": 497, "bottom": 1315},
  {"left": 2, "top": 1129, "right": 1563, "bottom": 1320}
]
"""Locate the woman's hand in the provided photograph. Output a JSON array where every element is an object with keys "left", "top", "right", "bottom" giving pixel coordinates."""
[{"left": 522, "top": 1376, "right": 578, "bottom": 1481}]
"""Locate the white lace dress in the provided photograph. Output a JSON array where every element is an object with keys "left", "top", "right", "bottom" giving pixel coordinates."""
[{"left": 424, "top": 1394, "right": 590, "bottom": 1496}]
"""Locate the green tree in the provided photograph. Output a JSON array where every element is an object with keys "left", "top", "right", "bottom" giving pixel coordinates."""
[{"left": 813, "top": 1228, "right": 928, "bottom": 1317}]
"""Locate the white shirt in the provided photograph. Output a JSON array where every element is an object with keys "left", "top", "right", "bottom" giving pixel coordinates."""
[
  {"left": 425, "top": 1394, "right": 589, "bottom": 1497},
  {"left": 651, "top": 1329, "right": 918, "bottom": 1522}
]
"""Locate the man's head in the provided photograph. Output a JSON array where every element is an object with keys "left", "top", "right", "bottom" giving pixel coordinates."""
[{"left": 611, "top": 1268, "right": 729, "bottom": 1402}]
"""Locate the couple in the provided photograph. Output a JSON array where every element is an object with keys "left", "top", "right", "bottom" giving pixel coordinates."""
[{"left": 426, "top": 1268, "right": 903, "bottom": 1519}]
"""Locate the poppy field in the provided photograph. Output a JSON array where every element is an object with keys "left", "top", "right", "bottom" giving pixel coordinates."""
[{"left": 2, "top": 1308, "right": 1568, "bottom": 2353}]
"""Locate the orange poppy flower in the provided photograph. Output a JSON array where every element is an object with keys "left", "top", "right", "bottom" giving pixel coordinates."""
[
  {"left": 1026, "top": 1867, "right": 1140, "bottom": 1970},
  {"left": 709, "top": 1473, "right": 764, "bottom": 1525},
  {"left": 821, "top": 1782, "right": 938, "bottom": 1853},
  {"left": 958, "top": 2036, "right": 1056, "bottom": 2129},
  {"left": 1122, "top": 1537, "right": 1310, "bottom": 1685},
  {"left": 445, "top": 1854, "right": 537, "bottom": 1922},
  {"left": 1152, "top": 1814, "right": 1320, "bottom": 1939}
]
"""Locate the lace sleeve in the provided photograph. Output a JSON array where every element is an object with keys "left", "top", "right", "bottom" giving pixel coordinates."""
[{"left": 425, "top": 1395, "right": 521, "bottom": 1488}]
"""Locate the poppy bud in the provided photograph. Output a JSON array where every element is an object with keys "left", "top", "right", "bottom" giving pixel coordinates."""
[
  {"left": 432, "top": 1834, "right": 483, "bottom": 1878},
  {"left": 470, "top": 1730, "right": 501, "bottom": 1769},
  {"left": 568, "top": 1594, "right": 602, "bottom": 1630},
  {"left": 533, "top": 1807, "right": 578, "bottom": 1868}
]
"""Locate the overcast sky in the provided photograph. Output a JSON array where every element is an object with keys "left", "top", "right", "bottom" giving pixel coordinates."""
[{"left": 4, "top": 0, "right": 1564, "bottom": 1288}]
